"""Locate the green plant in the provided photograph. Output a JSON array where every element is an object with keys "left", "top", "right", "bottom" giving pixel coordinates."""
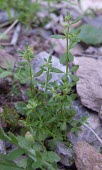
[
  {"left": 0, "top": 0, "right": 40, "bottom": 26},
  {"left": 0, "top": 106, "right": 19, "bottom": 128},
  {"left": 76, "top": 24, "right": 102, "bottom": 45},
  {"left": 0, "top": 0, "right": 81, "bottom": 27},
  {"left": 0, "top": 13, "right": 85, "bottom": 170}
]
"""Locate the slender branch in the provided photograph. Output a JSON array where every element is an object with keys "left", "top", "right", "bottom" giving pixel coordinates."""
[
  {"left": 66, "top": 22, "right": 70, "bottom": 79},
  {"left": 0, "top": 19, "right": 18, "bottom": 40},
  {"left": 83, "top": 123, "right": 102, "bottom": 144}
]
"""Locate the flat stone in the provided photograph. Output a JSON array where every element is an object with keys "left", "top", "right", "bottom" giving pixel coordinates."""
[
  {"left": 80, "top": 0, "right": 102, "bottom": 12},
  {"left": 74, "top": 141, "right": 102, "bottom": 170},
  {"left": 56, "top": 142, "right": 74, "bottom": 167},
  {"left": 99, "top": 105, "right": 102, "bottom": 119},
  {"left": 67, "top": 100, "right": 102, "bottom": 151},
  {"left": 73, "top": 57, "right": 102, "bottom": 113},
  {"left": 84, "top": 15, "right": 102, "bottom": 29},
  {"left": 0, "top": 10, "right": 15, "bottom": 23}
]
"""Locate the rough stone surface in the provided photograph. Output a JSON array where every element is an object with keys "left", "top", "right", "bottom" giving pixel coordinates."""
[
  {"left": 74, "top": 141, "right": 102, "bottom": 170},
  {"left": 32, "top": 51, "right": 68, "bottom": 84},
  {"left": 67, "top": 100, "right": 102, "bottom": 151},
  {"left": 80, "top": 0, "right": 102, "bottom": 12},
  {"left": 73, "top": 57, "right": 102, "bottom": 113},
  {"left": 84, "top": 15, "right": 102, "bottom": 29},
  {"left": 56, "top": 142, "right": 74, "bottom": 167},
  {"left": 49, "top": 38, "right": 83, "bottom": 56},
  {"left": 0, "top": 10, "right": 15, "bottom": 23},
  {"left": 99, "top": 105, "right": 102, "bottom": 120}
]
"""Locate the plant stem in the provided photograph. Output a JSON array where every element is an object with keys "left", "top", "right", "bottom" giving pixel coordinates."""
[
  {"left": 44, "top": 126, "right": 56, "bottom": 138},
  {"left": 37, "top": 139, "right": 46, "bottom": 150},
  {"left": 29, "top": 65, "right": 33, "bottom": 93},
  {"left": 83, "top": 123, "right": 102, "bottom": 144},
  {"left": 66, "top": 27, "right": 69, "bottom": 78},
  {"left": 0, "top": 19, "right": 18, "bottom": 40},
  {"left": 45, "top": 68, "right": 49, "bottom": 92}
]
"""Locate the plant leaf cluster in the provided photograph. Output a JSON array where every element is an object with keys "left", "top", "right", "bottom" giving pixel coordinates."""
[
  {"left": 76, "top": 24, "right": 102, "bottom": 45},
  {"left": 0, "top": 0, "right": 40, "bottom": 26},
  {"left": 0, "top": 13, "right": 86, "bottom": 170},
  {"left": 0, "top": 0, "right": 80, "bottom": 27}
]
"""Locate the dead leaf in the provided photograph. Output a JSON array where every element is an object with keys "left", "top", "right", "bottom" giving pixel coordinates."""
[{"left": 0, "top": 49, "right": 17, "bottom": 69}]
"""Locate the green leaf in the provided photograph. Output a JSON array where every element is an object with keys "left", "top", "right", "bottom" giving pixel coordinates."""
[
  {"left": 60, "top": 52, "right": 67, "bottom": 64},
  {"left": 60, "top": 122, "right": 67, "bottom": 131},
  {"left": 7, "top": 148, "right": 24, "bottom": 161},
  {"left": 70, "top": 74, "right": 79, "bottom": 82},
  {"left": 0, "top": 127, "right": 10, "bottom": 141},
  {"left": 51, "top": 67, "right": 63, "bottom": 73},
  {"left": 48, "top": 74, "right": 52, "bottom": 81},
  {"left": 33, "top": 142, "right": 43, "bottom": 151},
  {"left": 0, "top": 68, "right": 3, "bottom": 73},
  {"left": 17, "top": 136, "right": 31, "bottom": 149},
  {"left": 71, "top": 127, "right": 81, "bottom": 133},
  {"left": 43, "top": 151, "right": 60, "bottom": 163},
  {"left": 0, "top": 159, "right": 24, "bottom": 170},
  {"left": 21, "top": 78, "right": 30, "bottom": 84},
  {"left": 0, "top": 71, "right": 12, "bottom": 79},
  {"left": 75, "top": 29, "right": 81, "bottom": 35},
  {"left": 17, "top": 157, "right": 28, "bottom": 169},
  {"left": 32, "top": 160, "right": 43, "bottom": 169},
  {"left": 67, "top": 96, "right": 72, "bottom": 103},
  {"left": 34, "top": 70, "right": 43, "bottom": 77},
  {"left": 77, "top": 24, "right": 102, "bottom": 45},
  {"left": 61, "top": 74, "right": 67, "bottom": 81},
  {"left": 68, "top": 52, "right": 74, "bottom": 62},
  {"left": 47, "top": 117, "right": 56, "bottom": 123},
  {"left": 70, "top": 65, "right": 79, "bottom": 72},
  {"left": 69, "top": 42, "right": 78, "bottom": 49},
  {"left": 71, "top": 17, "right": 81, "bottom": 25},
  {"left": 14, "top": 102, "right": 26, "bottom": 115},
  {"left": 14, "top": 66, "right": 30, "bottom": 84},
  {"left": 70, "top": 94, "right": 77, "bottom": 100},
  {"left": 37, "top": 131, "right": 48, "bottom": 141},
  {"left": 48, "top": 55, "right": 52, "bottom": 62},
  {"left": 51, "top": 34, "right": 65, "bottom": 39},
  {"left": 69, "top": 81, "right": 76, "bottom": 87},
  {"left": 26, "top": 158, "right": 34, "bottom": 170},
  {"left": 8, "top": 132, "right": 18, "bottom": 144}
]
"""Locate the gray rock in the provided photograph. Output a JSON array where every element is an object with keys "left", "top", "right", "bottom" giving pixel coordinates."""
[
  {"left": 84, "top": 15, "right": 102, "bottom": 29},
  {"left": 73, "top": 57, "right": 102, "bottom": 113},
  {"left": 80, "top": 0, "right": 102, "bottom": 13},
  {"left": 99, "top": 105, "right": 102, "bottom": 120},
  {"left": 74, "top": 141, "right": 102, "bottom": 170},
  {"left": 27, "top": 28, "right": 51, "bottom": 40},
  {"left": 56, "top": 142, "right": 74, "bottom": 167},
  {"left": 0, "top": 10, "right": 15, "bottom": 23},
  {"left": 67, "top": 100, "right": 102, "bottom": 151},
  {"left": 85, "top": 46, "right": 98, "bottom": 54},
  {"left": 32, "top": 51, "right": 68, "bottom": 84},
  {"left": 85, "top": 47, "right": 102, "bottom": 61}
]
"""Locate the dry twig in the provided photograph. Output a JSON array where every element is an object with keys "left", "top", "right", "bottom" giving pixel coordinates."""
[{"left": 0, "top": 19, "right": 18, "bottom": 40}]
